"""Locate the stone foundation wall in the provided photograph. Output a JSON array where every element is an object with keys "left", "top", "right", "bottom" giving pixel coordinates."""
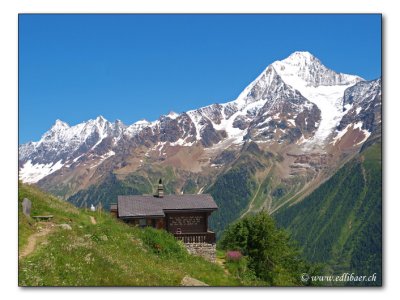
[{"left": 184, "top": 243, "right": 216, "bottom": 263}]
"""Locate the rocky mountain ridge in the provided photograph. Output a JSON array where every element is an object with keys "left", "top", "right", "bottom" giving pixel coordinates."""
[{"left": 19, "top": 51, "right": 381, "bottom": 226}]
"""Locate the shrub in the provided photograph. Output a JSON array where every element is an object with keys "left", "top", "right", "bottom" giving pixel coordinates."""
[{"left": 219, "top": 211, "right": 314, "bottom": 286}]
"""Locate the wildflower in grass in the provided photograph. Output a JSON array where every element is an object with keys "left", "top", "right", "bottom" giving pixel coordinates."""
[
  {"left": 226, "top": 250, "right": 243, "bottom": 262},
  {"left": 154, "top": 243, "right": 162, "bottom": 252}
]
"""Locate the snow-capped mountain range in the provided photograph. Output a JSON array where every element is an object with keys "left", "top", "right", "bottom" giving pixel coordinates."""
[{"left": 19, "top": 51, "right": 381, "bottom": 190}]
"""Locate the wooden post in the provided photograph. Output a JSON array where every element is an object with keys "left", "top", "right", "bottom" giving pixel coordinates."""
[
  {"left": 98, "top": 202, "right": 102, "bottom": 217},
  {"left": 205, "top": 212, "right": 209, "bottom": 232}
]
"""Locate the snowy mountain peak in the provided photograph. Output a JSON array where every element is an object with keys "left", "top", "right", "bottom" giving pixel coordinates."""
[
  {"left": 89, "top": 115, "right": 109, "bottom": 128},
  {"left": 235, "top": 65, "right": 280, "bottom": 105},
  {"left": 134, "top": 119, "right": 150, "bottom": 126},
  {"left": 166, "top": 111, "right": 180, "bottom": 119},
  {"left": 268, "top": 51, "right": 365, "bottom": 146},
  {"left": 39, "top": 119, "right": 71, "bottom": 143},
  {"left": 125, "top": 119, "right": 151, "bottom": 137},
  {"left": 96, "top": 115, "right": 106, "bottom": 123},
  {"left": 273, "top": 51, "right": 363, "bottom": 88},
  {"left": 284, "top": 51, "right": 319, "bottom": 65},
  {"left": 52, "top": 119, "right": 70, "bottom": 130}
]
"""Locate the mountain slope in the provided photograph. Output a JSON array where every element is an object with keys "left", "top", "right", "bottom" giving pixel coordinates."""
[
  {"left": 207, "top": 142, "right": 269, "bottom": 236},
  {"left": 273, "top": 141, "right": 382, "bottom": 286},
  {"left": 18, "top": 183, "right": 242, "bottom": 286}
]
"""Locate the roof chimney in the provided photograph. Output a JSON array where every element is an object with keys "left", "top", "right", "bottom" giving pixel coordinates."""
[{"left": 156, "top": 178, "right": 164, "bottom": 198}]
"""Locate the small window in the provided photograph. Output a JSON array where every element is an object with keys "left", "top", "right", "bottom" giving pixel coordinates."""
[{"left": 139, "top": 218, "right": 146, "bottom": 227}]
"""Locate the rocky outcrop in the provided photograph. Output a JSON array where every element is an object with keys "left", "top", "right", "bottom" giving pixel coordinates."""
[
  {"left": 180, "top": 275, "right": 208, "bottom": 286},
  {"left": 287, "top": 153, "right": 332, "bottom": 166},
  {"left": 338, "top": 79, "right": 381, "bottom": 132}
]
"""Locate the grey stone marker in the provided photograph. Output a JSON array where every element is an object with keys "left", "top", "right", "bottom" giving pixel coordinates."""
[{"left": 22, "top": 198, "right": 32, "bottom": 218}]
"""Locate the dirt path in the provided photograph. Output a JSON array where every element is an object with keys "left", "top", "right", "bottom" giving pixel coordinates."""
[
  {"left": 19, "top": 223, "right": 54, "bottom": 259},
  {"left": 360, "top": 156, "right": 367, "bottom": 185},
  {"left": 215, "top": 256, "right": 230, "bottom": 275},
  {"left": 269, "top": 176, "right": 317, "bottom": 214},
  {"left": 240, "top": 182, "right": 263, "bottom": 219},
  {"left": 90, "top": 216, "right": 97, "bottom": 224}
]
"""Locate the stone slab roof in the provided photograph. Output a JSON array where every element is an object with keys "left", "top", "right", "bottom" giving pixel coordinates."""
[{"left": 117, "top": 194, "right": 218, "bottom": 218}]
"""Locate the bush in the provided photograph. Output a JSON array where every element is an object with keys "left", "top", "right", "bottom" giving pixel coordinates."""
[{"left": 219, "top": 211, "right": 315, "bottom": 286}]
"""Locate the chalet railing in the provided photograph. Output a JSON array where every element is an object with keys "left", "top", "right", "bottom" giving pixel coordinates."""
[{"left": 173, "top": 231, "right": 216, "bottom": 244}]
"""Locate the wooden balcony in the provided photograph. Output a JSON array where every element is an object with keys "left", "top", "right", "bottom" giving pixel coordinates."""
[{"left": 173, "top": 231, "right": 216, "bottom": 244}]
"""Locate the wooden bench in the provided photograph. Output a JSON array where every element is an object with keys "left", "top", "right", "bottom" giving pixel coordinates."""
[{"left": 32, "top": 215, "right": 54, "bottom": 221}]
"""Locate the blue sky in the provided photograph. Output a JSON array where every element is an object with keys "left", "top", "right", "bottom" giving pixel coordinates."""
[{"left": 19, "top": 14, "right": 381, "bottom": 144}]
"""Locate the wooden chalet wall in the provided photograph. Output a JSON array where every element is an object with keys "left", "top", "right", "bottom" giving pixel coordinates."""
[{"left": 165, "top": 212, "right": 209, "bottom": 234}]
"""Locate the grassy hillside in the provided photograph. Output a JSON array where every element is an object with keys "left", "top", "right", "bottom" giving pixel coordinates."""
[
  {"left": 18, "top": 183, "right": 242, "bottom": 286},
  {"left": 274, "top": 142, "right": 382, "bottom": 286}
]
